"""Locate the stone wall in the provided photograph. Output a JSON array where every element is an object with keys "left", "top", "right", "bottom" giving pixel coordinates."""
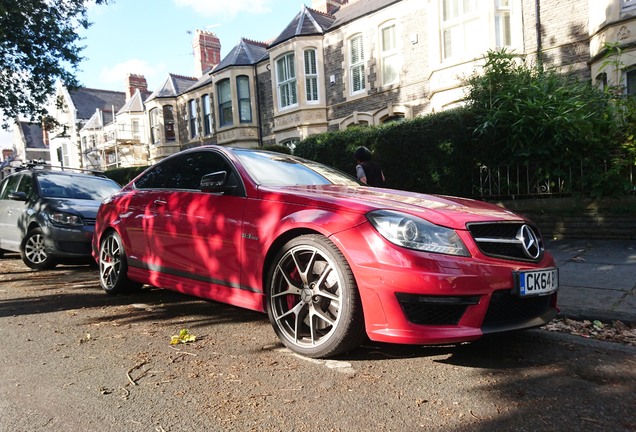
[{"left": 497, "top": 197, "right": 636, "bottom": 240}]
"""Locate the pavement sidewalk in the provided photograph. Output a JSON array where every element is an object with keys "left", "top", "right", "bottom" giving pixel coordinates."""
[{"left": 547, "top": 239, "right": 636, "bottom": 324}]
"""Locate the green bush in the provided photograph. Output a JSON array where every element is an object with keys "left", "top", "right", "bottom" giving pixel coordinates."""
[
  {"left": 295, "top": 111, "right": 476, "bottom": 196},
  {"left": 464, "top": 49, "right": 632, "bottom": 197},
  {"left": 295, "top": 126, "right": 378, "bottom": 176},
  {"left": 374, "top": 109, "right": 475, "bottom": 196},
  {"left": 258, "top": 144, "right": 292, "bottom": 154},
  {"left": 103, "top": 166, "right": 148, "bottom": 186}
]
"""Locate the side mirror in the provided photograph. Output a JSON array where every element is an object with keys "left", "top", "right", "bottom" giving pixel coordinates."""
[
  {"left": 200, "top": 171, "right": 236, "bottom": 194},
  {"left": 8, "top": 191, "right": 28, "bottom": 202}
]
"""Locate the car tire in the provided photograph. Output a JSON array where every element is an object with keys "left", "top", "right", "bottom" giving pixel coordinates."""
[
  {"left": 98, "top": 230, "right": 142, "bottom": 295},
  {"left": 266, "top": 234, "right": 366, "bottom": 358},
  {"left": 20, "top": 228, "right": 58, "bottom": 270}
]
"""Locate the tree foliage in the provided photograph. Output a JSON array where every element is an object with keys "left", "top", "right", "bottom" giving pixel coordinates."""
[
  {"left": 0, "top": 0, "right": 106, "bottom": 128},
  {"left": 464, "top": 49, "right": 633, "bottom": 196},
  {"left": 464, "top": 50, "right": 614, "bottom": 164}
]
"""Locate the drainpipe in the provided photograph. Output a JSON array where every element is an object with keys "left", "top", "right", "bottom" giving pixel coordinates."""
[
  {"left": 254, "top": 63, "right": 263, "bottom": 147},
  {"left": 535, "top": 0, "right": 543, "bottom": 71}
]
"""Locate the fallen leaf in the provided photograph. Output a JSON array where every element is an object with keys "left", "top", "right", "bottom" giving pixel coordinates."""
[{"left": 170, "top": 329, "right": 196, "bottom": 345}]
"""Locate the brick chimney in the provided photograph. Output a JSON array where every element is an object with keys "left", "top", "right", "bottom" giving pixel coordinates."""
[
  {"left": 311, "top": 0, "right": 348, "bottom": 14},
  {"left": 193, "top": 30, "right": 221, "bottom": 76},
  {"left": 126, "top": 74, "right": 148, "bottom": 100}
]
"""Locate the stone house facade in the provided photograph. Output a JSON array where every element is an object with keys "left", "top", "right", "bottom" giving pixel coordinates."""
[{"left": 17, "top": 0, "right": 635, "bottom": 171}]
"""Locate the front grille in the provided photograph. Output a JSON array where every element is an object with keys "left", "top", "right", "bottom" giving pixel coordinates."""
[
  {"left": 396, "top": 293, "right": 479, "bottom": 325},
  {"left": 57, "top": 241, "right": 91, "bottom": 254},
  {"left": 467, "top": 222, "right": 544, "bottom": 262},
  {"left": 83, "top": 217, "right": 96, "bottom": 226},
  {"left": 483, "top": 289, "right": 553, "bottom": 325}
]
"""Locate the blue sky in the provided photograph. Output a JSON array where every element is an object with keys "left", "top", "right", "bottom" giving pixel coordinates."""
[
  {"left": 78, "top": 0, "right": 305, "bottom": 91},
  {"left": 1, "top": 0, "right": 305, "bottom": 149}
]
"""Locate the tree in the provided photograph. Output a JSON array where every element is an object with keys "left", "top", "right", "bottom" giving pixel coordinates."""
[{"left": 0, "top": 0, "right": 106, "bottom": 128}]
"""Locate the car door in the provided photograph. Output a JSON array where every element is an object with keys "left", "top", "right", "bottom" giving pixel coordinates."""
[
  {"left": 0, "top": 173, "right": 28, "bottom": 251},
  {"left": 133, "top": 150, "right": 247, "bottom": 291}
]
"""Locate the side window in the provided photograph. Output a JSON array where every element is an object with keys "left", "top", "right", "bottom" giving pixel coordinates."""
[
  {"left": 626, "top": 69, "right": 636, "bottom": 95},
  {"left": 202, "top": 94, "right": 213, "bottom": 135},
  {"left": 304, "top": 49, "right": 319, "bottom": 102},
  {"left": 0, "top": 175, "right": 21, "bottom": 199},
  {"left": 217, "top": 79, "right": 233, "bottom": 127},
  {"left": 149, "top": 108, "right": 160, "bottom": 144},
  {"left": 134, "top": 151, "right": 243, "bottom": 194},
  {"left": 349, "top": 34, "right": 365, "bottom": 94},
  {"left": 164, "top": 105, "right": 176, "bottom": 141},
  {"left": 188, "top": 99, "right": 199, "bottom": 139},
  {"left": 17, "top": 174, "right": 34, "bottom": 198},
  {"left": 134, "top": 158, "right": 178, "bottom": 189},
  {"left": 276, "top": 53, "right": 298, "bottom": 109},
  {"left": 380, "top": 23, "right": 399, "bottom": 86},
  {"left": 237, "top": 76, "right": 252, "bottom": 123}
]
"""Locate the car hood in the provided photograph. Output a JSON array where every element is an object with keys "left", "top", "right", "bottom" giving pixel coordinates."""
[
  {"left": 41, "top": 198, "right": 102, "bottom": 218},
  {"left": 257, "top": 185, "right": 524, "bottom": 230}
]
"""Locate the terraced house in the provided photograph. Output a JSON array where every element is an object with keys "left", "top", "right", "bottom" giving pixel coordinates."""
[{"left": 12, "top": 0, "right": 636, "bottom": 170}]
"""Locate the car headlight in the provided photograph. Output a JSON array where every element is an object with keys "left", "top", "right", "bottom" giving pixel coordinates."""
[
  {"left": 366, "top": 210, "right": 470, "bottom": 256},
  {"left": 47, "top": 211, "right": 84, "bottom": 226}
]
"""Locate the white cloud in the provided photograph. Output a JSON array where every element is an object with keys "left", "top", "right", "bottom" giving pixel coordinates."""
[
  {"left": 174, "top": 0, "right": 270, "bottom": 18},
  {"left": 97, "top": 59, "right": 166, "bottom": 91}
]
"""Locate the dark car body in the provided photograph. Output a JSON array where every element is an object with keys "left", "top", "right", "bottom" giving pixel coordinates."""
[
  {"left": 0, "top": 168, "right": 121, "bottom": 269},
  {"left": 93, "top": 146, "right": 559, "bottom": 358}
]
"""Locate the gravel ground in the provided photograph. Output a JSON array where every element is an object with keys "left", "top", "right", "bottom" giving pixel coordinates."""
[{"left": 1, "top": 255, "right": 635, "bottom": 432}]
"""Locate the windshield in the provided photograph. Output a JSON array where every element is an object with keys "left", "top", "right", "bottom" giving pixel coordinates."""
[
  {"left": 38, "top": 173, "right": 120, "bottom": 200},
  {"left": 234, "top": 150, "right": 360, "bottom": 187}
]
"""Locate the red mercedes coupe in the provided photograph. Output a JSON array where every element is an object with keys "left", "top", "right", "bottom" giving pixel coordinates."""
[{"left": 93, "top": 146, "right": 558, "bottom": 358}]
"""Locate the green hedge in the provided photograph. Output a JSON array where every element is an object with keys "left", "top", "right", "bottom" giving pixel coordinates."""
[
  {"left": 103, "top": 165, "right": 148, "bottom": 186},
  {"left": 295, "top": 109, "right": 476, "bottom": 196}
]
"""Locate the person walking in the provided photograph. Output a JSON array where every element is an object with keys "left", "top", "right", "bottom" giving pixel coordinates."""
[{"left": 354, "top": 146, "right": 385, "bottom": 187}]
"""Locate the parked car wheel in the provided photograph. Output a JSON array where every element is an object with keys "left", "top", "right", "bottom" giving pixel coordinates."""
[
  {"left": 20, "top": 228, "right": 57, "bottom": 270},
  {"left": 266, "top": 235, "right": 365, "bottom": 358},
  {"left": 98, "top": 231, "right": 142, "bottom": 295}
]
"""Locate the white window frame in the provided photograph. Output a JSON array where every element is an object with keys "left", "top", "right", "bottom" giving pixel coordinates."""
[
  {"left": 188, "top": 99, "right": 198, "bottom": 139},
  {"left": 276, "top": 52, "right": 298, "bottom": 110},
  {"left": 495, "top": 0, "right": 511, "bottom": 49},
  {"left": 625, "top": 68, "right": 636, "bottom": 95},
  {"left": 380, "top": 22, "right": 399, "bottom": 86},
  {"left": 202, "top": 94, "right": 212, "bottom": 135},
  {"left": 440, "top": 0, "right": 479, "bottom": 61},
  {"left": 349, "top": 34, "right": 366, "bottom": 95},
  {"left": 623, "top": 0, "right": 636, "bottom": 12},
  {"left": 149, "top": 107, "right": 160, "bottom": 144},
  {"left": 217, "top": 79, "right": 233, "bottom": 127},
  {"left": 237, "top": 75, "right": 252, "bottom": 123},
  {"left": 304, "top": 49, "right": 319, "bottom": 103}
]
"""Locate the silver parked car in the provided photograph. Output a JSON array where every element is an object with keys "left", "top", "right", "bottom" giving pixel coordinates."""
[{"left": 0, "top": 167, "right": 121, "bottom": 269}]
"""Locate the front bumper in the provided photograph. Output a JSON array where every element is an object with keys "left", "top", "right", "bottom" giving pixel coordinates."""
[
  {"left": 331, "top": 222, "right": 558, "bottom": 345},
  {"left": 42, "top": 222, "right": 95, "bottom": 259}
]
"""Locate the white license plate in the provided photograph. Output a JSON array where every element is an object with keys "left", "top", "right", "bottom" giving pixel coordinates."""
[{"left": 515, "top": 268, "right": 559, "bottom": 297}]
